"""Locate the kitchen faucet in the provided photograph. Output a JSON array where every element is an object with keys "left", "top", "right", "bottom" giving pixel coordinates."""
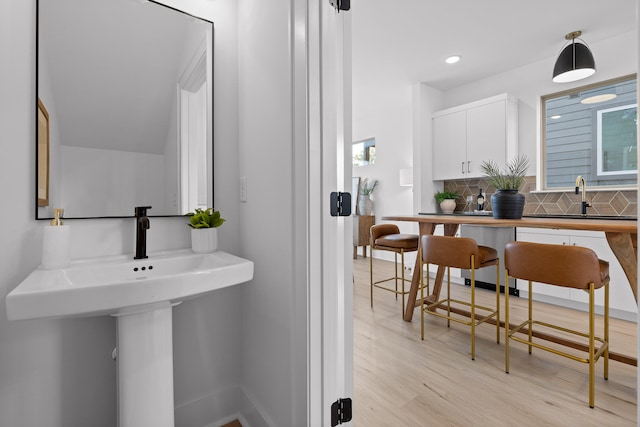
[
  {"left": 574, "top": 176, "right": 592, "bottom": 215},
  {"left": 134, "top": 206, "right": 152, "bottom": 259}
]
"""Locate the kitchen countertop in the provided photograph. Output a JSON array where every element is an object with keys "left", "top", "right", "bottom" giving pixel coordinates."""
[{"left": 384, "top": 212, "right": 638, "bottom": 233}]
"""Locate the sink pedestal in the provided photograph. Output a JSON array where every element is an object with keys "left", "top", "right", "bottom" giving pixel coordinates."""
[
  {"left": 6, "top": 249, "right": 254, "bottom": 426},
  {"left": 115, "top": 304, "right": 175, "bottom": 427}
]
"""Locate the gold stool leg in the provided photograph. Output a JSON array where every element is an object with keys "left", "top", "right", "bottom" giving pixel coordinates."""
[
  {"left": 446, "top": 266, "right": 451, "bottom": 328},
  {"left": 604, "top": 281, "right": 609, "bottom": 380},
  {"left": 528, "top": 280, "right": 533, "bottom": 355},
  {"left": 589, "top": 283, "right": 595, "bottom": 408},
  {"left": 505, "top": 268, "right": 510, "bottom": 373},
  {"left": 495, "top": 259, "right": 500, "bottom": 344},
  {"left": 394, "top": 253, "right": 399, "bottom": 300},
  {"left": 400, "top": 249, "right": 406, "bottom": 315},
  {"left": 420, "top": 248, "right": 425, "bottom": 341},
  {"left": 470, "top": 256, "right": 475, "bottom": 360},
  {"left": 370, "top": 241, "right": 374, "bottom": 308}
]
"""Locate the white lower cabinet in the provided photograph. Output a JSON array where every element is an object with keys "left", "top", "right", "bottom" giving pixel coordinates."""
[{"left": 516, "top": 228, "right": 637, "bottom": 320}]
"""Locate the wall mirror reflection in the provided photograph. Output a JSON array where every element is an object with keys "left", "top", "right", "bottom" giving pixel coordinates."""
[
  {"left": 541, "top": 74, "right": 637, "bottom": 190},
  {"left": 36, "top": 0, "right": 213, "bottom": 219}
]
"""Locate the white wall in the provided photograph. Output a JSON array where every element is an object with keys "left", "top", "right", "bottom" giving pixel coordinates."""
[
  {"left": 0, "top": 1, "right": 247, "bottom": 426},
  {"left": 237, "top": 0, "right": 306, "bottom": 425},
  {"left": 60, "top": 146, "right": 166, "bottom": 217},
  {"left": 352, "top": 83, "right": 417, "bottom": 263}
]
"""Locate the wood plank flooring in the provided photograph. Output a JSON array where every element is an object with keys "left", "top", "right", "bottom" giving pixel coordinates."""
[{"left": 353, "top": 256, "right": 637, "bottom": 427}]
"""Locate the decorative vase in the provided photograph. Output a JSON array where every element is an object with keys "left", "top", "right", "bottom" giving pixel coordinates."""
[
  {"left": 191, "top": 228, "right": 218, "bottom": 253},
  {"left": 359, "top": 194, "right": 373, "bottom": 216},
  {"left": 439, "top": 199, "right": 456, "bottom": 214},
  {"left": 490, "top": 190, "right": 525, "bottom": 219}
]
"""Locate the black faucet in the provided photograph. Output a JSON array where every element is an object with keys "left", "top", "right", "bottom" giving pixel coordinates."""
[{"left": 134, "top": 206, "right": 151, "bottom": 259}]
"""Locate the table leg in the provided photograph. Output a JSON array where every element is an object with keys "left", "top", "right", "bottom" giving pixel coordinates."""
[
  {"left": 403, "top": 222, "right": 451, "bottom": 321},
  {"left": 605, "top": 232, "right": 638, "bottom": 301}
]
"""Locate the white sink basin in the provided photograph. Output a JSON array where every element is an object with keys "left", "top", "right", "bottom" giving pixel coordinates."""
[
  {"left": 6, "top": 248, "right": 253, "bottom": 427},
  {"left": 6, "top": 249, "right": 253, "bottom": 320}
]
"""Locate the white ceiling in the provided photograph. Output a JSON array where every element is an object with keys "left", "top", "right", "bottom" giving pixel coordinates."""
[{"left": 352, "top": 0, "right": 637, "bottom": 98}]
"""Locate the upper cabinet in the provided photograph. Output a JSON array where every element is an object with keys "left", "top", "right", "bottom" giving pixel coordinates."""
[{"left": 432, "top": 94, "right": 518, "bottom": 181}]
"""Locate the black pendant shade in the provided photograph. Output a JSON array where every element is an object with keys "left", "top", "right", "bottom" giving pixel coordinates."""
[{"left": 552, "top": 33, "right": 596, "bottom": 83}]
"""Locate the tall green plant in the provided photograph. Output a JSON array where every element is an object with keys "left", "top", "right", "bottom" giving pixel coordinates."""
[{"left": 480, "top": 155, "right": 529, "bottom": 191}]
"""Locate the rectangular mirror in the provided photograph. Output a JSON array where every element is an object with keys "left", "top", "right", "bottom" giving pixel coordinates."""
[{"left": 37, "top": 0, "right": 214, "bottom": 219}]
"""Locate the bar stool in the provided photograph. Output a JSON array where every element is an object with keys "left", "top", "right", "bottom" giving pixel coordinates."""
[
  {"left": 504, "top": 241, "right": 609, "bottom": 408},
  {"left": 420, "top": 235, "right": 500, "bottom": 360},
  {"left": 369, "top": 224, "right": 420, "bottom": 315}
]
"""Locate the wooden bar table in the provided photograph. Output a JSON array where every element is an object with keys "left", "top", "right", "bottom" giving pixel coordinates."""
[{"left": 382, "top": 213, "right": 638, "bottom": 364}]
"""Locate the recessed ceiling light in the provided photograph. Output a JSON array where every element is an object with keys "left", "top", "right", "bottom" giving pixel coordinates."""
[
  {"left": 445, "top": 55, "right": 461, "bottom": 64},
  {"left": 550, "top": 115, "right": 562, "bottom": 120},
  {"left": 580, "top": 94, "right": 617, "bottom": 104}
]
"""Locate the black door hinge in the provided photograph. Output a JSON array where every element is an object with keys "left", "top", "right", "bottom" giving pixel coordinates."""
[
  {"left": 329, "top": 0, "right": 350, "bottom": 12},
  {"left": 330, "top": 192, "right": 352, "bottom": 217},
  {"left": 331, "top": 397, "right": 352, "bottom": 426}
]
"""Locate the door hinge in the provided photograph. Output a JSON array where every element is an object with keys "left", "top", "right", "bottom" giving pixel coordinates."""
[
  {"left": 330, "top": 192, "right": 352, "bottom": 217},
  {"left": 331, "top": 397, "right": 352, "bottom": 426},
  {"left": 329, "top": 0, "right": 350, "bottom": 12}
]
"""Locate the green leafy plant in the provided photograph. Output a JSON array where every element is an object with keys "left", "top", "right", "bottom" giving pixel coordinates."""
[
  {"left": 360, "top": 178, "right": 378, "bottom": 196},
  {"left": 434, "top": 190, "right": 459, "bottom": 204},
  {"left": 480, "top": 154, "right": 530, "bottom": 191},
  {"left": 187, "top": 208, "right": 225, "bottom": 229}
]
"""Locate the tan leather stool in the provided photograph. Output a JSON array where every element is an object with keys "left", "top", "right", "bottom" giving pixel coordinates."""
[
  {"left": 504, "top": 241, "right": 609, "bottom": 408},
  {"left": 370, "top": 224, "right": 420, "bottom": 315},
  {"left": 420, "top": 235, "right": 500, "bottom": 360}
]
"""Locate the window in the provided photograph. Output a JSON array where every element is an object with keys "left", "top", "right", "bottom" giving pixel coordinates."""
[
  {"left": 352, "top": 137, "right": 376, "bottom": 167},
  {"left": 541, "top": 74, "right": 637, "bottom": 189}
]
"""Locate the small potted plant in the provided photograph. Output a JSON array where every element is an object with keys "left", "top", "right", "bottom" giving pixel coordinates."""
[
  {"left": 187, "top": 208, "right": 225, "bottom": 253},
  {"left": 435, "top": 190, "right": 459, "bottom": 214},
  {"left": 480, "top": 154, "right": 529, "bottom": 219}
]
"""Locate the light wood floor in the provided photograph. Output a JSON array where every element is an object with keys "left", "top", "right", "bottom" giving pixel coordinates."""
[{"left": 353, "top": 256, "right": 637, "bottom": 427}]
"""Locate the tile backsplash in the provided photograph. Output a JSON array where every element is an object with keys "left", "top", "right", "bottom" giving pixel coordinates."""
[{"left": 444, "top": 176, "right": 637, "bottom": 217}]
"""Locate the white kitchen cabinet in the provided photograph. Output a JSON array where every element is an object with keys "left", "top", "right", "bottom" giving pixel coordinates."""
[
  {"left": 516, "top": 227, "right": 637, "bottom": 320},
  {"left": 432, "top": 93, "right": 518, "bottom": 181}
]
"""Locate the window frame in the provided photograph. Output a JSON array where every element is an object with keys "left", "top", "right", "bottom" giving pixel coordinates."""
[{"left": 540, "top": 73, "right": 637, "bottom": 191}]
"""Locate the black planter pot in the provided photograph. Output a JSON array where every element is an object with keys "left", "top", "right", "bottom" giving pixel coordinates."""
[{"left": 490, "top": 190, "right": 525, "bottom": 219}]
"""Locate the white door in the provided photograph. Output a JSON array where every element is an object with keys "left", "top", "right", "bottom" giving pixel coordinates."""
[{"left": 305, "top": 1, "right": 353, "bottom": 425}]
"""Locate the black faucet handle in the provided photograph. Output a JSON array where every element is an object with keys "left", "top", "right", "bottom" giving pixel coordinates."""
[{"left": 134, "top": 206, "right": 152, "bottom": 217}]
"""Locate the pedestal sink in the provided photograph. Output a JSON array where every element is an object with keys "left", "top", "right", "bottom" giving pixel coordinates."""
[{"left": 6, "top": 249, "right": 254, "bottom": 427}]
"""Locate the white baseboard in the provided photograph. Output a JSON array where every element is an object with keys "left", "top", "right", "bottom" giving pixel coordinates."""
[{"left": 174, "top": 385, "right": 271, "bottom": 427}]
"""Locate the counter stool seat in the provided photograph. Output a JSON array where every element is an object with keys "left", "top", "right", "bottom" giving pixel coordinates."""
[
  {"left": 504, "top": 241, "right": 610, "bottom": 409},
  {"left": 370, "top": 224, "right": 421, "bottom": 316},
  {"left": 420, "top": 234, "right": 500, "bottom": 360}
]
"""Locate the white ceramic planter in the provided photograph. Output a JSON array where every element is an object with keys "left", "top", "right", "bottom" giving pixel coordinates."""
[
  {"left": 191, "top": 228, "right": 218, "bottom": 253},
  {"left": 440, "top": 199, "right": 456, "bottom": 214}
]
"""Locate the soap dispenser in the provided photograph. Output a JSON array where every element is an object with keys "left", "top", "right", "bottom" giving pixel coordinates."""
[{"left": 42, "top": 208, "right": 71, "bottom": 269}]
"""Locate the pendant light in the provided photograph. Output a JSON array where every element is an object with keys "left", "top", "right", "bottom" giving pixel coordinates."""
[{"left": 552, "top": 31, "right": 596, "bottom": 83}]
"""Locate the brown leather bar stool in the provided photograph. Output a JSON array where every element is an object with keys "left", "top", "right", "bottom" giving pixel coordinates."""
[
  {"left": 504, "top": 241, "right": 609, "bottom": 408},
  {"left": 369, "top": 224, "right": 420, "bottom": 315},
  {"left": 420, "top": 235, "right": 500, "bottom": 360}
]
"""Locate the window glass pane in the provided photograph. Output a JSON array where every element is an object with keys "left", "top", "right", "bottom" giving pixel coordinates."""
[
  {"left": 542, "top": 75, "right": 637, "bottom": 189},
  {"left": 352, "top": 137, "right": 376, "bottom": 167}
]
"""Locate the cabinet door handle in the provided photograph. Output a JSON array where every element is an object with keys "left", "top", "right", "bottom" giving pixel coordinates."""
[
  {"left": 461, "top": 162, "right": 465, "bottom": 174},
  {"left": 467, "top": 161, "right": 471, "bottom": 173}
]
